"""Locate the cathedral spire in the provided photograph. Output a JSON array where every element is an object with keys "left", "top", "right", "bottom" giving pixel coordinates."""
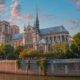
[
  {"left": 34, "top": 5, "right": 40, "bottom": 33},
  {"left": 24, "top": 25, "right": 26, "bottom": 32}
]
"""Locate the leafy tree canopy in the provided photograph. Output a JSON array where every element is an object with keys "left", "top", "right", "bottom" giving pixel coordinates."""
[{"left": 71, "top": 32, "right": 80, "bottom": 55}]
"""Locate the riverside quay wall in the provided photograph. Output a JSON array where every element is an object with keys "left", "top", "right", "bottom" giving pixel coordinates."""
[{"left": 0, "top": 59, "right": 80, "bottom": 76}]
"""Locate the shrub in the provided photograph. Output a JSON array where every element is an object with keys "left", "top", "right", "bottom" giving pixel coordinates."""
[
  {"left": 37, "top": 59, "right": 48, "bottom": 75},
  {"left": 16, "top": 60, "right": 21, "bottom": 69}
]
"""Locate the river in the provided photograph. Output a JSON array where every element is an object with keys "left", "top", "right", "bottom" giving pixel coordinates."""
[{"left": 0, "top": 74, "right": 80, "bottom": 80}]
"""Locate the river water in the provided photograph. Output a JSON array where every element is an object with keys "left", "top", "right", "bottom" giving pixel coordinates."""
[{"left": 0, "top": 74, "right": 80, "bottom": 80}]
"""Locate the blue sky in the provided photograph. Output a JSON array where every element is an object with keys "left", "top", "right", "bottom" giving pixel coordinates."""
[{"left": 0, "top": 0, "right": 80, "bottom": 36}]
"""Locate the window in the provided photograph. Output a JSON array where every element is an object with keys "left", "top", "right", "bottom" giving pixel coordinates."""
[
  {"left": 26, "top": 33, "right": 33, "bottom": 43},
  {"left": 62, "top": 35, "right": 65, "bottom": 42},
  {"left": 54, "top": 36, "right": 56, "bottom": 41}
]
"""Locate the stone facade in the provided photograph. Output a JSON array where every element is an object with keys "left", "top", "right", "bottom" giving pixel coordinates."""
[{"left": 0, "top": 21, "right": 19, "bottom": 45}]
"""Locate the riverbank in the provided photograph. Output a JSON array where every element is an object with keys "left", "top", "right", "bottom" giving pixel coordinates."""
[
  {"left": 0, "top": 73, "right": 80, "bottom": 80},
  {"left": 0, "top": 71, "right": 80, "bottom": 77},
  {"left": 0, "top": 59, "right": 80, "bottom": 76}
]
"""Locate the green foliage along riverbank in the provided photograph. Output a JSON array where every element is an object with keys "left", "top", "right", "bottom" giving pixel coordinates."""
[{"left": 0, "top": 32, "right": 80, "bottom": 60}]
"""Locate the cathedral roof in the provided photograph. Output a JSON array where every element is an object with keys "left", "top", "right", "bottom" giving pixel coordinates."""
[
  {"left": 11, "top": 25, "right": 69, "bottom": 41},
  {"left": 40, "top": 25, "right": 69, "bottom": 35},
  {"left": 11, "top": 33, "right": 23, "bottom": 40}
]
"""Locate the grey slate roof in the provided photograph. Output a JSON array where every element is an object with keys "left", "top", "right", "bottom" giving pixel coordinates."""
[
  {"left": 11, "top": 33, "right": 23, "bottom": 40},
  {"left": 11, "top": 26, "right": 69, "bottom": 40},
  {"left": 40, "top": 26, "right": 69, "bottom": 35}
]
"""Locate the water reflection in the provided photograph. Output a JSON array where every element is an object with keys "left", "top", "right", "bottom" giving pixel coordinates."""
[{"left": 0, "top": 74, "right": 80, "bottom": 80}]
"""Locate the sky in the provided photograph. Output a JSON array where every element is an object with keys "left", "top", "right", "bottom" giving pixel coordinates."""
[{"left": 0, "top": 0, "right": 80, "bottom": 36}]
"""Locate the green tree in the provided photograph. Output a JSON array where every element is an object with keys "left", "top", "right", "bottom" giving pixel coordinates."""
[
  {"left": 19, "top": 49, "right": 40, "bottom": 59},
  {"left": 52, "top": 43, "right": 75, "bottom": 59},
  {"left": 0, "top": 44, "right": 20, "bottom": 59},
  {"left": 15, "top": 46, "right": 24, "bottom": 58},
  {"left": 0, "top": 45, "right": 5, "bottom": 59},
  {"left": 4, "top": 44, "right": 15, "bottom": 59},
  {"left": 7, "top": 53, "right": 18, "bottom": 60},
  {"left": 26, "top": 50, "right": 40, "bottom": 58},
  {"left": 19, "top": 49, "right": 28, "bottom": 59},
  {"left": 71, "top": 33, "right": 80, "bottom": 56}
]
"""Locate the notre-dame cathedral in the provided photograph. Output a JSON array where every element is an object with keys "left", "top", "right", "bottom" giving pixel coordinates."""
[{"left": 0, "top": 9, "right": 69, "bottom": 52}]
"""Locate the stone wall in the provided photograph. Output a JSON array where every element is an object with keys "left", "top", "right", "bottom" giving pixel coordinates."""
[
  {"left": 0, "top": 60, "right": 16, "bottom": 73},
  {"left": 0, "top": 59, "right": 80, "bottom": 76}
]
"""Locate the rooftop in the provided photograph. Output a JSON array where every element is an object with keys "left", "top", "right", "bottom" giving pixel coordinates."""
[
  {"left": 40, "top": 25, "right": 69, "bottom": 35},
  {"left": 11, "top": 26, "right": 69, "bottom": 40},
  {"left": 11, "top": 33, "right": 23, "bottom": 40}
]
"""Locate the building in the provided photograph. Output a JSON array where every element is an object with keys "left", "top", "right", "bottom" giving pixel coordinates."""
[
  {"left": 0, "top": 21, "right": 19, "bottom": 45},
  {"left": 0, "top": 10, "right": 69, "bottom": 52}
]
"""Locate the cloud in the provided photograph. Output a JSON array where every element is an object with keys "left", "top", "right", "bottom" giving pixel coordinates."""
[
  {"left": 10, "top": 0, "right": 20, "bottom": 18},
  {"left": 11, "top": 0, "right": 19, "bottom": 8},
  {"left": 11, "top": 7, "right": 19, "bottom": 17},
  {"left": 10, "top": 0, "right": 33, "bottom": 22},
  {"left": 71, "top": 0, "right": 80, "bottom": 10},
  {"left": 23, "top": 14, "right": 33, "bottom": 20}
]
